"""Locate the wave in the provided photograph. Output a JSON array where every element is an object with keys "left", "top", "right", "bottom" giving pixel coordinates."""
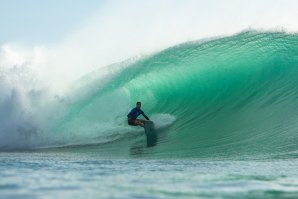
[{"left": 1, "top": 31, "right": 298, "bottom": 159}]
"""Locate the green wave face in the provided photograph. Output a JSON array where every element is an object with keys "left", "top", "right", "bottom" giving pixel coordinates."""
[{"left": 56, "top": 31, "right": 298, "bottom": 159}]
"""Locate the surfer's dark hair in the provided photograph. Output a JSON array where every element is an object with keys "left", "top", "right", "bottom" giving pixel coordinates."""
[{"left": 136, "top": 102, "right": 141, "bottom": 105}]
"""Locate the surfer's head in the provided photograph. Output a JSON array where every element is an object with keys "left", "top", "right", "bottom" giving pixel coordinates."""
[{"left": 136, "top": 102, "right": 141, "bottom": 109}]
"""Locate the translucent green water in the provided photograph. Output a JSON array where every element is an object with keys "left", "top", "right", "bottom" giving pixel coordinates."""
[{"left": 52, "top": 31, "right": 298, "bottom": 160}]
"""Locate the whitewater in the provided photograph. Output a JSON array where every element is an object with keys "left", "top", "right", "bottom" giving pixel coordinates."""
[{"left": 1, "top": 31, "right": 298, "bottom": 198}]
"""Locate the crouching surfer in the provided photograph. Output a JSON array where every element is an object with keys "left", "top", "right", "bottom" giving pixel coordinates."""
[{"left": 127, "top": 102, "right": 150, "bottom": 127}]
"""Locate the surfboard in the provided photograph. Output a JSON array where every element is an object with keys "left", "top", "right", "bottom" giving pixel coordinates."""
[
  {"left": 144, "top": 121, "right": 154, "bottom": 133},
  {"left": 144, "top": 121, "right": 157, "bottom": 147}
]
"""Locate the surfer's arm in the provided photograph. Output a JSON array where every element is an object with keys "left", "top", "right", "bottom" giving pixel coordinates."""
[
  {"left": 142, "top": 113, "right": 150, "bottom": 120},
  {"left": 140, "top": 109, "right": 149, "bottom": 120}
]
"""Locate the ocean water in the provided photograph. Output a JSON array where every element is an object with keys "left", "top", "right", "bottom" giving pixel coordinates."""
[
  {"left": 1, "top": 152, "right": 298, "bottom": 199},
  {"left": 1, "top": 31, "right": 298, "bottom": 198}
]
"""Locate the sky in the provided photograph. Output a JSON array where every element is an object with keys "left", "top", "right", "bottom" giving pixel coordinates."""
[
  {"left": 1, "top": 0, "right": 298, "bottom": 45},
  {"left": 0, "top": 0, "right": 104, "bottom": 44},
  {"left": 1, "top": 0, "right": 298, "bottom": 86}
]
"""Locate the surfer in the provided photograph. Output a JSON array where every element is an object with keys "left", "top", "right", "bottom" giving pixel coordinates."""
[{"left": 127, "top": 102, "right": 150, "bottom": 127}]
